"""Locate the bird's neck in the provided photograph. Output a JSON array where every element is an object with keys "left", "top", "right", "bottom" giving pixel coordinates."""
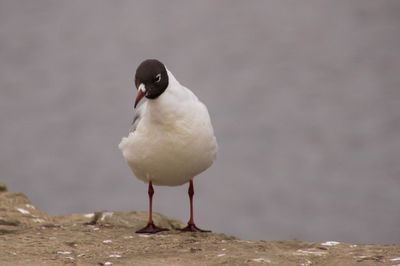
[{"left": 146, "top": 71, "right": 185, "bottom": 123}]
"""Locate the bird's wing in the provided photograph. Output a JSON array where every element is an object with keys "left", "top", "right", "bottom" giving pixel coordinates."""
[{"left": 129, "top": 99, "right": 146, "bottom": 133}]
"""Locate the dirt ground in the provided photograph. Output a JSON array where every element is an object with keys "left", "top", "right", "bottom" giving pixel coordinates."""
[{"left": 1, "top": 183, "right": 399, "bottom": 266}]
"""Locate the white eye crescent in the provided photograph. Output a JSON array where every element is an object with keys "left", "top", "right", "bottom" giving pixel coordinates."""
[{"left": 155, "top": 73, "right": 161, "bottom": 83}]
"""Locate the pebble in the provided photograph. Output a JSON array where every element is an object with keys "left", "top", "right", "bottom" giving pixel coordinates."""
[
  {"left": 321, "top": 241, "right": 340, "bottom": 247},
  {"left": 57, "top": 251, "right": 72, "bottom": 255},
  {"left": 0, "top": 182, "right": 7, "bottom": 192},
  {"left": 252, "top": 258, "right": 271, "bottom": 263},
  {"left": 16, "top": 208, "right": 30, "bottom": 215}
]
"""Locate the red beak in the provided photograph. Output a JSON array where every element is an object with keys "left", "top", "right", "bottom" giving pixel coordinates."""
[{"left": 134, "top": 88, "right": 145, "bottom": 109}]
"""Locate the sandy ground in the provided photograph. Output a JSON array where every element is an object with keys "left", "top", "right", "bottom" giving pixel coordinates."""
[{"left": 1, "top": 183, "right": 399, "bottom": 266}]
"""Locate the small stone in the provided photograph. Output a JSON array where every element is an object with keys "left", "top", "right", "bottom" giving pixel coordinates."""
[
  {"left": 16, "top": 208, "right": 30, "bottom": 215},
  {"left": 0, "top": 218, "right": 20, "bottom": 226},
  {"left": 0, "top": 226, "right": 19, "bottom": 234},
  {"left": 65, "top": 241, "right": 78, "bottom": 247},
  {"left": 0, "top": 182, "right": 7, "bottom": 192},
  {"left": 40, "top": 223, "right": 61, "bottom": 229},
  {"left": 190, "top": 247, "right": 202, "bottom": 253},
  {"left": 57, "top": 251, "right": 72, "bottom": 255},
  {"left": 85, "top": 212, "right": 103, "bottom": 225},
  {"left": 321, "top": 241, "right": 340, "bottom": 247},
  {"left": 252, "top": 258, "right": 272, "bottom": 264}
]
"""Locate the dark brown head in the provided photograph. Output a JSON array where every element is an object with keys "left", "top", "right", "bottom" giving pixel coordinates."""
[{"left": 134, "top": 59, "right": 169, "bottom": 108}]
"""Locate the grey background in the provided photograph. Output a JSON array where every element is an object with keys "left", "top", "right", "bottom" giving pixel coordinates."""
[{"left": 1, "top": 1, "right": 399, "bottom": 243}]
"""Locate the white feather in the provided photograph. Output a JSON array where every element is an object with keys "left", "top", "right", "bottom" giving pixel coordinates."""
[{"left": 119, "top": 70, "right": 217, "bottom": 186}]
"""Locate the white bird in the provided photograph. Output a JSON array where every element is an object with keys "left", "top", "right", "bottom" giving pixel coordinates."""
[{"left": 119, "top": 59, "right": 218, "bottom": 233}]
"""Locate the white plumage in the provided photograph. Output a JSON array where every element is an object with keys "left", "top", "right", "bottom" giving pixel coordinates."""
[{"left": 119, "top": 69, "right": 217, "bottom": 186}]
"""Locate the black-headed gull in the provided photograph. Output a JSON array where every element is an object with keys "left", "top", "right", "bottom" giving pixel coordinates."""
[{"left": 119, "top": 59, "right": 218, "bottom": 233}]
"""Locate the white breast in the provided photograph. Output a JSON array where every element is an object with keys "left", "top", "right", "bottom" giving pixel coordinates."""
[{"left": 118, "top": 71, "right": 218, "bottom": 186}]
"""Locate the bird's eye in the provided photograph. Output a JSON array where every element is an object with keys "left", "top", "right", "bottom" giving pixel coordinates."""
[{"left": 154, "top": 74, "right": 161, "bottom": 83}]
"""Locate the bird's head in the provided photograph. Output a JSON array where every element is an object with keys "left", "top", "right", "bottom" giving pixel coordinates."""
[{"left": 134, "top": 59, "right": 169, "bottom": 108}]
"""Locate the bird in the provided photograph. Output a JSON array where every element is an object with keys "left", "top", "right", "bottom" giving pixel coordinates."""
[{"left": 118, "top": 59, "right": 218, "bottom": 234}]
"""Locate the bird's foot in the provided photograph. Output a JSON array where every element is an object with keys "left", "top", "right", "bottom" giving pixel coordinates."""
[
  {"left": 135, "top": 222, "right": 169, "bottom": 234},
  {"left": 178, "top": 222, "right": 211, "bottom": 233}
]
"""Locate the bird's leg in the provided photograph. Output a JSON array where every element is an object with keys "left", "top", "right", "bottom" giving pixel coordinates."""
[
  {"left": 179, "top": 179, "right": 211, "bottom": 232},
  {"left": 136, "top": 181, "right": 169, "bottom": 234}
]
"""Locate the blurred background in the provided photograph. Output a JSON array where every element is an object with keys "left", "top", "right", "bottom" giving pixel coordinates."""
[{"left": 1, "top": 1, "right": 399, "bottom": 244}]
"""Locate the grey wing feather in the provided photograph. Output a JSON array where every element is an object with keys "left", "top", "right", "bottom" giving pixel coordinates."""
[{"left": 129, "top": 99, "right": 146, "bottom": 133}]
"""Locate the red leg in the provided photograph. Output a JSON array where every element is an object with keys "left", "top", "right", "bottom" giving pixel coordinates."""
[
  {"left": 136, "top": 181, "right": 169, "bottom": 234},
  {"left": 179, "top": 179, "right": 211, "bottom": 232}
]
